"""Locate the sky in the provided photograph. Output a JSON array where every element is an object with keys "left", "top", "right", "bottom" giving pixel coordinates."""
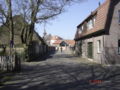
[{"left": 36, "top": 0, "right": 105, "bottom": 40}]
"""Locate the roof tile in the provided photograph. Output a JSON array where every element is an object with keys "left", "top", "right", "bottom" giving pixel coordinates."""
[{"left": 75, "top": 0, "right": 111, "bottom": 40}]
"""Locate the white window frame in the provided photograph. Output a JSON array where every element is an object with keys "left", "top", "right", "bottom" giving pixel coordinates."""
[
  {"left": 78, "top": 28, "right": 82, "bottom": 34},
  {"left": 87, "top": 20, "right": 93, "bottom": 30},
  {"left": 97, "top": 40, "right": 101, "bottom": 53},
  {"left": 93, "top": 16, "right": 96, "bottom": 26},
  {"left": 81, "top": 25, "right": 84, "bottom": 30}
]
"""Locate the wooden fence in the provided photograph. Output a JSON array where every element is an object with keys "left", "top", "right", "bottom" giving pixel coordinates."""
[
  {"left": 0, "top": 55, "right": 15, "bottom": 71},
  {"left": 0, "top": 43, "right": 56, "bottom": 71},
  {"left": 0, "top": 54, "right": 21, "bottom": 71}
]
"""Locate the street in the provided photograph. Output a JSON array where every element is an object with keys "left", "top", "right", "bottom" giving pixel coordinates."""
[{"left": 0, "top": 50, "right": 120, "bottom": 90}]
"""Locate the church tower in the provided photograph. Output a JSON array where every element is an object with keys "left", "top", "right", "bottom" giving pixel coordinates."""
[
  {"left": 43, "top": 23, "right": 47, "bottom": 38},
  {"left": 43, "top": 29, "right": 47, "bottom": 38}
]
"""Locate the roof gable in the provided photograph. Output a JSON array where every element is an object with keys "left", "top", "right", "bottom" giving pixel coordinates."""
[{"left": 75, "top": 0, "right": 113, "bottom": 40}]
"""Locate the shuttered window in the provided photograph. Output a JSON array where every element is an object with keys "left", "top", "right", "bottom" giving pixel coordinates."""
[{"left": 118, "top": 40, "right": 120, "bottom": 54}]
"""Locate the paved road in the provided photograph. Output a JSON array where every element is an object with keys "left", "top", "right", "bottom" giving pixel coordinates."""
[{"left": 0, "top": 50, "right": 120, "bottom": 90}]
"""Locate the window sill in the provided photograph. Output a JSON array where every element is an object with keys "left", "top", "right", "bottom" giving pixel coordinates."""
[{"left": 97, "top": 52, "right": 101, "bottom": 54}]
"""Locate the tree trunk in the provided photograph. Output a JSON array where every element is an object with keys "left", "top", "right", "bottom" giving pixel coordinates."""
[
  {"left": 6, "top": 0, "right": 14, "bottom": 48},
  {"left": 27, "top": 23, "right": 34, "bottom": 45}
]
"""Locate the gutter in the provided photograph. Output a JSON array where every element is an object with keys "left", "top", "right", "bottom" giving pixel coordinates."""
[{"left": 74, "top": 29, "right": 105, "bottom": 41}]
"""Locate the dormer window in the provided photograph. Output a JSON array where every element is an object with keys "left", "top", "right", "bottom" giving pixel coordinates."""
[
  {"left": 93, "top": 15, "right": 96, "bottom": 26},
  {"left": 87, "top": 20, "right": 93, "bottom": 30},
  {"left": 78, "top": 29, "right": 82, "bottom": 34},
  {"left": 86, "top": 15, "right": 96, "bottom": 30},
  {"left": 81, "top": 25, "right": 84, "bottom": 30},
  {"left": 78, "top": 27, "right": 83, "bottom": 34}
]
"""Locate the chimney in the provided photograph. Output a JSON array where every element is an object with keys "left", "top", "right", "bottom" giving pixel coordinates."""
[{"left": 99, "top": 2, "right": 101, "bottom": 7}]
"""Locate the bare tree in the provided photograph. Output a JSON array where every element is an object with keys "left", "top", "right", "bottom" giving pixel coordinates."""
[
  {"left": 15, "top": 0, "right": 84, "bottom": 45},
  {"left": 0, "top": 0, "right": 85, "bottom": 45},
  {"left": 6, "top": 0, "right": 14, "bottom": 47},
  {"left": 0, "top": 1, "right": 7, "bottom": 26},
  {"left": 0, "top": 0, "right": 14, "bottom": 48},
  {"left": 0, "top": 0, "right": 85, "bottom": 62}
]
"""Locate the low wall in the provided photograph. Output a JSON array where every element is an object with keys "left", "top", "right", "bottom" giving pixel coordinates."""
[{"left": 28, "top": 43, "right": 56, "bottom": 61}]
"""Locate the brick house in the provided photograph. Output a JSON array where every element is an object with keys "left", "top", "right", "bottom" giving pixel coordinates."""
[
  {"left": 53, "top": 40, "right": 75, "bottom": 51},
  {"left": 74, "top": 0, "right": 120, "bottom": 64}
]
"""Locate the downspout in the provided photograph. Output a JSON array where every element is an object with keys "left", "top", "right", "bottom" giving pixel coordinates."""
[{"left": 102, "top": 35, "right": 105, "bottom": 64}]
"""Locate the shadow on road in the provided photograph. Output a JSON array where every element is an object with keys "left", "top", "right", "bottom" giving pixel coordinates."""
[
  {"left": 1, "top": 61, "right": 120, "bottom": 90},
  {"left": 29, "top": 51, "right": 56, "bottom": 62},
  {"left": 52, "top": 53, "right": 77, "bottom": 59}
]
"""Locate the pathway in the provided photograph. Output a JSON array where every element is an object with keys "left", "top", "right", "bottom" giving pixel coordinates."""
[{"left": 0, "top": 50, "right": 120, "bottom": 90}]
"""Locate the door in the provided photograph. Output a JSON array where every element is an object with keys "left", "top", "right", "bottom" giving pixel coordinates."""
[{"left": 87, "top": 42, "right": 93, "bottom": 59}]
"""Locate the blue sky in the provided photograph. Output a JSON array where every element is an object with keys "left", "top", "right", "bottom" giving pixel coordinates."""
[{"left": 36, "top": 0, "right": 105, "bottom": 40}]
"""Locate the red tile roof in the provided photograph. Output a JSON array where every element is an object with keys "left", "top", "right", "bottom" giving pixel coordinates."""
[
  {"left": 53, "top": 40, "right": 62, "bottom": 45},
  {"left": 75, "top": 0, "right": 114, "bottom": 40},
  {"left": 64, "top": 40, "right": 75, "bottom": 46},
  {"left": 53, "top": 40, "right": 75, "bottom": 46}
]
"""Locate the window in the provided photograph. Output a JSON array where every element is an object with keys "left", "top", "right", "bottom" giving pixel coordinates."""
[
  {"left": 118, "top": 40, "right": 120, "bottom": 54},
  {"left": 78, "top": 25, "right": 84, "bottom": 34},
  {"left": 87, "top": 15, "right": 96, "bottom": 30},
  {"left": 78, "top": 28, "right": 82, "bottom": 34},
  {"left": 81, "top": 25, "right": 84, "bottom": 30},
  {"left": 119, "top": 10, "right": 120, "bottom": 23},
  {"left": 93, "top": 16, "right": 96, "bottom": 26},
  {"left": 87, "top": 20, "right": 93, "bottom": 30},
  {"left": 97, "top": 40, "right": 101, "bottom": 53}
]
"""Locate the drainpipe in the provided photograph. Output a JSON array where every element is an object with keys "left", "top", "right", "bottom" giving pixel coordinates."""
[{"left": 102, "top": 35, "right": 105, "bottom": 64}]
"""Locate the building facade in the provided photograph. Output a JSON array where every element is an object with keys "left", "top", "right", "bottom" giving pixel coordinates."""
[
  {"left": 74, "top": 0, "right": 120, "bottom": 64},
  {"left": 52, "top": 40, "right": 75, "bottom": 51}
]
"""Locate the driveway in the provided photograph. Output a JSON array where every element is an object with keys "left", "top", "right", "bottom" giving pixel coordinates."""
[{"left": 0, "top": 50, "right": 120, "bottom": 90}]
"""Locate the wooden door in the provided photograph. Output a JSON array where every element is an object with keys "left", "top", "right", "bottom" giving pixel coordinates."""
[{"left": 88, "top": 42, "right": 93, "bottom": 59}]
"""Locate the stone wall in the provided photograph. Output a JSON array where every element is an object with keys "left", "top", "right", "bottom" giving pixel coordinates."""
[{"left": 104, "top": 1, "right": 120, "bottom": 64}]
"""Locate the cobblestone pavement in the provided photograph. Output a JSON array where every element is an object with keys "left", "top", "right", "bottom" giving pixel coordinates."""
[{"left": 0, "top": 50, "right": 120, "bottom": 90}]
